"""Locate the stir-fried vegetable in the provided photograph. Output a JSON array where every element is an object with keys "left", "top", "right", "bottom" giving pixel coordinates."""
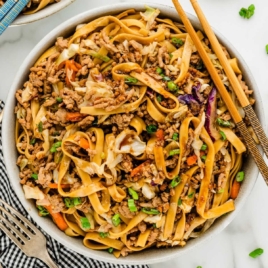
[{"left": 128, "top": 199, "right": 137, "bottom": 212}]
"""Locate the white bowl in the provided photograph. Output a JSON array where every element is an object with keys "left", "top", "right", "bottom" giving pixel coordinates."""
[
  {"left": 10, "top": 0, "right": 76, "bottom": 26},
  {"left": 2, "top": 2, "right": 265, "bottom": 265}
]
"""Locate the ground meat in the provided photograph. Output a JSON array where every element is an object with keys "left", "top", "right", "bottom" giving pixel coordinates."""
[
  {"left": 152, "top": 197, "right": 162, "bottom": 208},
  {"left": 110, "top": 113, "right": 134, "bottom": 130},
  {"left": 118, "top": 201, "right": 135, "bottom": 219},
  {"left": 120, "top": 247, "right": 132, "bottom": 257},
  {"left": 77, "top": 115, "right": 95, "bottom": 128},
  {"left": 43, "top": 98, "right": 56, "bottom": 107},
  {"left": 121, "top": 154, "right": 133, "bottom": 173},
  {"left": 49, "top": 194, "right": 65, "bottom": 213},
  {"left": 161, "top": 192, "right": 169, "bottom": 203},
  {"left": 138, "top": 221, "right": 147, "bottom": 233},
  {"left": 158, "top": 46, "right": 169, "bottom": 68},
  {"left": 55, "top": 108, "right": 67, "bottom": 123},
  {"left": 36, "top": 167, "right": 53, "bottom": 188},
  {"left": 55, "top": 37, "right": 68, "bottom": 52},
  {"left": 148, "top": 228, "right": 160, "bottom": 244},
  {"left": 62, "top": 88, "right": 83, "bottom": 109}
]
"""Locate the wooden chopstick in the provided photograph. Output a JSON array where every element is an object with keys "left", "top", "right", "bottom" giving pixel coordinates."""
[
  {"left": 190, "top": 0, "right": 268, "bottom": 160},
  {"left": 172, "top": 0, "right": 268, "bottom": 183},
  {"left": 0, "top": 0, "right": 29, "bottom": 36}
]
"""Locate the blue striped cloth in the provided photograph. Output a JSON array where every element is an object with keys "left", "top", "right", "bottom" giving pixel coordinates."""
[
  {"left": 0, "top": 0, "right": 29, "bottom": 35},
  {"left": 0, "top": 0, "right": 17, "bottom": 20}
]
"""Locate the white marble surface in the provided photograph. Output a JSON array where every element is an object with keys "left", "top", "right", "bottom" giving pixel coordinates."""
[{"left": 1, "top": 0, "right": 268, "bottom": 267}]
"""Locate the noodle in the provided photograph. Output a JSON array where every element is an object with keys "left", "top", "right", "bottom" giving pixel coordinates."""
[{"left": 15, "top": 6, "right": 254, "bottom": 258}]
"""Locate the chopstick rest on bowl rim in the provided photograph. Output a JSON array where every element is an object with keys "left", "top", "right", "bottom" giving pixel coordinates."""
[
  {"left": 172, "top": 0, "right": 268, "bottom": 183},
  {"left": 190, "top": 0, "right": 268, "bottom": 160},
  {"left": 0, "top": 0, "right": 17, "bottom": 20},
  {"left": 0, "top": 0, "right": 29, "bottom": 36}
]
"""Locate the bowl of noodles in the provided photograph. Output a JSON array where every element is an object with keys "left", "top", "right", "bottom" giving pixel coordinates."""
[
  {"left": 2, "top": 2, "right": 264, "bottom": 265},
  {"left": 3, "top": 0, "right": 76, "bottom": 26}
]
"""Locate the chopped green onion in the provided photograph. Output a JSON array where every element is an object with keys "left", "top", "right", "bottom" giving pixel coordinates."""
[
  {"left": 239, "top": 4, "right": 255, "bottom": 19},
  {"left": 201, "top": 155, "right": 207, "bottom": 162},
  {"left": 172, "top": 133, "right": 179, "bottom": 141},
  {"left": 99, "top": 232, "right": 109, "bottom": 238},
  {"left": 153, "top": 223, "right": 157, "bottom": 228},
  {"left": 169, "top": 149, "right": 180, "bottom": 156},
  {"left": 157, "top": 95, "right": 163, "bottom": 102},
  {"left": 266, "top": 45, "right": 268, "bottom": 54},
  {"left": 236, "top": 171, "right": 245, "bottom": 182},
  {"left": 50, "top": 141, "right": 62, "bottom": 153},
  {"left": 37, "top": 122, "right": 43, "bottom": 132},
  {"left": 90, "top": 52, "right": 110, "bottom": 62},
  {"left": 128, "top": 188, "right": 139, "bottom": 200},
  {"left": 219, "top": 130, "right": 226, "bottom": 141},
  {"left": 146, "top": 125, "right": 157, "bottom": 134},
  {"left": 55, "top": 152, "right": 63, "bottom": 164},
  {"left": 218, "top": 188, "right": 224, "bottom": 194},
  {"left": 125, "top": 77, "right": 138, "bottom": 84},
  {"left": 64, "top": 197, "right": 82, "bottom": 208},
  {"left": 80, "top": 217, "right": 91, "bottom": 229},
  {"left": 196, "top": 266, "right": 202, "bottom": 268},
  {"left": 37, "top": 206, "right": 49, "bottom": 217},
  {"left": 171, "top": 37, "right": 184, "bottom": 46},
  {"left": 188, "top": 192, "right": 194, "bottom": 198},
  {"left": 170, "top": 175, "right": 181, "bottom": 188},
  {"left": 56, "top": 97, "right": 63, "bottom": 103},
  {"left": 249, "top": 248, "right": 263, "bottom": 258},
  {"left": 108, "top": 248, "right": 114, "bottom": 254},
  {"left": 30, "top": 138, "right": 36, "bottom": 145},
  {"left": 167, "top": 81, "right": 178, "bottom": 91},
  {"left": 162, "top": 76, "right": 171, "bottom": 81},
  {"left": 112, "top": 214, "right": 121, "bottom": 227},
  {"left": 216, "top": 118, "right": 231, "bottom": 127},
  {"left": 178, "top": 198, "right": 182, "bottom": 206},
  {"left": 141, "top": 208, "right": 160, "bottom": 215},
  {"left": 156, "top": 67, "right": 163, "bottom": 74},
  {"left": 31, "top": 173, "right": 38, "bottom": 180},
  {"left": 169, "top": 53, "right": 173, "bottom": 59},
  {"left": 201, "top": 144, "right": 207, "bottom": 151},
  {"left": 128, "top": 199, "right": 137, "bottom": 212}
]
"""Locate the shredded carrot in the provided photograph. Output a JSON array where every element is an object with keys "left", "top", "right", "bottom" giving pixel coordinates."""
[
  {"left": 65, "top": 60, "right": 82, "bottom": 86},
  {"left": 48, "top": 183, "right": 70, "bottom": 189},
  {"left": 131, "top": 161, "right": 149, "bottom": 177},
  {"left": 44, "top": 205, "right": 68, "bottom": 231},
  {"left": 156, "top": 129, "right": 164, "bottom": 141},
  {"left": 66, "top": 112, "right": 84, "bottom": 122},
  {"left": 187, "top": 155, "right": 198, "bottom": 166},
  {"left": 230, "top": 180, "right": 241, "bottom": 199},
  {"left": 79, "top": 138, "right": 90, "bottom": 150}
]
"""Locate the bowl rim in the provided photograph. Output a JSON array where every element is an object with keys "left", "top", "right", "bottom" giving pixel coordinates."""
[
  {"left": 2, "top": 2, "right": 265, "bottom": 265},
  {"left": 10, "top": 0, "right": 76, "bottom": 26}
]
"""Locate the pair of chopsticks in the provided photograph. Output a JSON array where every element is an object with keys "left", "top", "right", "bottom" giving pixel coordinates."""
[
  {"left": 0, "top": 0, "right": 29, "bottom": 35},
  {"left": 172, "top": 0, "right": 268, "bottom": 183}
]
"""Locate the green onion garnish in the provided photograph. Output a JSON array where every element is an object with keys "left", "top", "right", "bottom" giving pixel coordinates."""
[
  {"left": 266, "top": 45, "right": 268, "bottom": 54},
  {"left": 99, "top": 232, "right": 109, "bottom": 238},
  {"left": 125, "top": 77, "right": 138, "bottom": 84},
  {"left": 80, "top": 217, "right": 91, "bottom": 229},
  {"left": 112, "top": 214, "right": 121, "bottom": 227},
  {"left": 172, "top": 133, "right": 179, "bottom": 141},
  {"left": 56, "top": 97, "right": 63, "bottom": 103},
  {"left": 178, "top": 198, "right": 182, "bottom": 206},
  {"left": 37, "top": 206, "right": 49, "bottom": 217},
  {"left": 219, "top": 130, "right": 226, "bottom": 141},
  {"left": 239, "top": 4, "right": 255, "bottom": 19},
  {"left": 141, "top": 208, "right": 160, "bottom": 215},
  {"left": 188, "top": 192, "right": 194, "bottom": 198},
  {"left": 90, "top": 52, "right": 110, "bottom": 62},
  {"left": 249, "top": 248, "right": 264, "bottom": 258},
  {"left": 169, "top": 149, "right": 180, "bottom": 156},
  {"left": 157, "top": 95, "right": 163, "bottom": 102},
  {"left": 156, "top": 67, "right": 163, "bottom": 74},
  {"left": 169, "top": 53, "right": 173, "bottom": 59},
  {"left": 128, "top": 199, "right": 137, "bottom": 212},
  {"left": 37, "top": 121, "right": 43, "bottom": 132},
  {"left": 218, "top": 188, "right": 224, "bottom": 194},
  {"left": 201, "top": 144, "right": 207, "bottom": 151},
  {"left": 64, "top": 197, "right": 81, "bottom": 208},
  {"left": 30, "top": 138, "right": 36, "bottom": 145},
  {"left": 108, "top": 248, "right": 114, "bottom": 254},
  {"left": 216, "top": 118, "right": 231, "bottom": 127},
  {"left": 171, "top": 37, "right": 184, "bottom": 46},
  {"left": 170, "top": 175, "right": 181, "bottom": 188},
  {"left": 236, "top": 171, "right": 245, "bottom": 182},
  {"left": 153, "top": 223, "right": 157, "bottom": 228},
  {"left": 201, "top": 155, "right": 207, "bottom": 162},
  {"left": 146, "top": 125, "right": 157, "bottom": 134},
  {"left": 196, "top": 266, "right": 202, "bottom": 268},
  {"left": 31, "top": 173, "right": 38, "bottom": 180},
  {"left": 50, "top": 141, "right": 62, "bottom": 153},
  {"left": 167, "top": 81, "right": 178, "bottom": 91},
  {"left": 128, "top": 188, "right": 139, "bottom": 200}
]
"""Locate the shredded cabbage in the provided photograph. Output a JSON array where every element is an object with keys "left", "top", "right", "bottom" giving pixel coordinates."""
[
  {"left": 56, "top": 44, "right": 80, "bottom": 66},
  {"left": 140, "top": 6, "right": 160, "bottom": 30}
]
